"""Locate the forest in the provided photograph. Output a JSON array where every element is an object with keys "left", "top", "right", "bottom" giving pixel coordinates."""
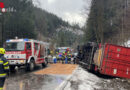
[
  {"left": 84, "top": 0, "right": 130, "bottom": 45},
  {"left": 0, "top": 0, "right": 82, "bottom": 47}
]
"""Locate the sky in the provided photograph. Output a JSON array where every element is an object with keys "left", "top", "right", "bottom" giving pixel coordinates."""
[{"left": 34, "top": 0, "right": 91, "bottom": 27}]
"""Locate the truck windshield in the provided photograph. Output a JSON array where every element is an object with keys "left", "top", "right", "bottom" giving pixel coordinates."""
[{"left": 5, "top": 42, "right": 25, "bottom": 51}]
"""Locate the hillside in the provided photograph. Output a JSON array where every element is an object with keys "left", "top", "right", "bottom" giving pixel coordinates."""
[{"left": 0, "top": 0, "right": 82, "bottom": 47}]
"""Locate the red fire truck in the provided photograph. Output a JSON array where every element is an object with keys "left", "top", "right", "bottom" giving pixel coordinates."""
[{"left": 4, "top": 38, "right": 50, "bottom": 71}]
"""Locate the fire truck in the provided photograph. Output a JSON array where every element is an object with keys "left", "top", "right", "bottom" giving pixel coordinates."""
[{"left": 4, "top": 38, "right": 50, "bottom": 71}]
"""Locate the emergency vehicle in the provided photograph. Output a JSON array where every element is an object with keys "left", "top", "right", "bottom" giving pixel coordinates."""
[
  {"left": 4, "top": 38, "right": 50, "bottom": 71},
  {"left": 56, "top": 47, "right": 72, "bottom": 55}
]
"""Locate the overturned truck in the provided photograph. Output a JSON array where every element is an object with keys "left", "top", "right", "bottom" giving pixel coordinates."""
[{"left": 77, "top": 42, "right": 130, "bottom": 79}]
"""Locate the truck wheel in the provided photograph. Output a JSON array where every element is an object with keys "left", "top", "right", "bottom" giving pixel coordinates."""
[
  {"left": 26, "top": 60, "right": 35, "bottom": 71},
  {"left": 42, "top": 58, "right": 48, "bottom": 68},
  {"left": 10, "top": 66, "right": 15, "bottom": 72}
]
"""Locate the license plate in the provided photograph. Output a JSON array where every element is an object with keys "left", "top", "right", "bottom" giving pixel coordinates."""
[{"left": 9, "top": 61, "right": 15, "bottom": 64}]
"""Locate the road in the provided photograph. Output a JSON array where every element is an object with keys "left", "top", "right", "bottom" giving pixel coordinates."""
[
  {"left": 4, "top": 65, "right": 68, "bottom": 90},
  {"left": 3, "top": 64, "right": 130, "bottom": 90}
]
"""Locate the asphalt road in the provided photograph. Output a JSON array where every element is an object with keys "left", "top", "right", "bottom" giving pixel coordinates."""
[
  {"left": 3, "top": 65, "right": 130, "bottom": 90},
  {"left": 4, "top": 65, "right": 67, "bottom": 90}
]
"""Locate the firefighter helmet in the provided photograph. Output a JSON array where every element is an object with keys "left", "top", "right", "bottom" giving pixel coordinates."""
[{"left": 0, "top": 48, "right": 6, "bottom": 54}]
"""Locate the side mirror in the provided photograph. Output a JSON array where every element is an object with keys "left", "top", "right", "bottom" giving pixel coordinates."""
[{"left": 47, "top": 49, "right": 50, "bottom": 55}]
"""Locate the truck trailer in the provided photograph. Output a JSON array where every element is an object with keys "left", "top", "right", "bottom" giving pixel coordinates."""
[{"left": 77, "top": 42, "right": 130, "bottom": 79}]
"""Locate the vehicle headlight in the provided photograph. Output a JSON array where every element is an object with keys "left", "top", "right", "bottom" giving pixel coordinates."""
[{"left": 20, "top": 60, "right": 25, "bottom": 63}]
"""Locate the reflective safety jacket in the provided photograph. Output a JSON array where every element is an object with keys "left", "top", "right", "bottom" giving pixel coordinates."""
[
  {"left": 62, "top": 54, "right": 65, "bottom": 59},
  {"left": 0, "top": 55, "right": 9, "bottom": 78},
  {"left": 67, "top": 54, "right": 71, "bottom": 59}
]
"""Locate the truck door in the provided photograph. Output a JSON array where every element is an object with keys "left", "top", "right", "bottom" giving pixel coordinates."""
[
  {"left": 26, "top": 42, "right": 32, "bottom": 59},
  {"left": 34, "top": 43, "right": 42, "bottom": 63},
  {"left": 34, "top": 43, "right": 38, "bottom": 56}
]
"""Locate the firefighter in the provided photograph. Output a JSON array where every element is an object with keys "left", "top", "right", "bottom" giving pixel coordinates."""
[
  {"left": 73, "top": 54, "right": 77, "bottom": 64},
  {"left": 56, "top": 52, "right": 59, "bottom": 63},
  {"left": 50, "top": 50, "right": 53, "bottom": 57},
  {"left": 62, "top": 52, "right": 65, "bottom": 64},
  {"left": 59, "top": 54, "right": 62, "bottom": 63},
  {"left": 56, "top": 54, "right": 59, "bottom": 63},
  {"left": 0, "top": 48, "right": 9, "bottom": 90},
  {"left": 67, "top": 52, "right": 71, "bottom": 64}
]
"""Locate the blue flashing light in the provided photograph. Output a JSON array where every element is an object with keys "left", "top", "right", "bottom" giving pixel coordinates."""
[
  {"left": 24, "top": 39, "right": 29, "bottom": 41},
  {"left": 6, "top": 40, "right": 10, "bottom": 42},
  {"left": 59, "top": 55, "right": 62, "bottom": 57},
  {"left": 17, "top": 56, "right": 20, "bottom": 58}
]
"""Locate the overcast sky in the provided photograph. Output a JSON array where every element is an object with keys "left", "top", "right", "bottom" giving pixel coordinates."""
[{"left": 34, "top": 0, "right": 91, "bottom": 26}]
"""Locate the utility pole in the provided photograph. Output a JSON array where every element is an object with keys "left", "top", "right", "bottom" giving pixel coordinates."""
[
  {"left": 0, "top": 14, "right": 2, "bottom": 47},
  {"left": 0, "top": 12, "right": 4, "bottom": 47},
  {"left": 122, "top": 0, "right": 128, "bottom": 46},
  {"left": 0, "top": 8, "right": 6, "bottom": 47},
  {"left": 0, "top": 7, "right": 16, "bottom": 47}
]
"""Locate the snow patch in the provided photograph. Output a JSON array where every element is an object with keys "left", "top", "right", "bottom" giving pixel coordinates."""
[
  {"left": 64, "top": 67, "right": 102, "bottom": 90},
  {"left": 56, "top": 26, "right": 84, "bottom": 35},
  {"left": 124, "top": 40, "right": 130, "bottom": 47}
]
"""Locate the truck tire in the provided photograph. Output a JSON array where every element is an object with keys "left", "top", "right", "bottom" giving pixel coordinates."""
[
  {"left": 26, "top": 60, "right": 35, "bottom": 71},
  {"left": 10, "top": 66, "right": 15, "bottom": 72},
  {"left": 42, "top": 58, "right": 48, "bottom": 68}
]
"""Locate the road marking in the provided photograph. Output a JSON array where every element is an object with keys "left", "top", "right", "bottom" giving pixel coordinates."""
[
  {"left": 55, "top": 66, "right": 79, "bottom": 90},
  {"left": 3, "top": 84, "right": 6, "bottom": 90},
  {"left": 20, "top": 81, "right": 23, "bottom": 90}
]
